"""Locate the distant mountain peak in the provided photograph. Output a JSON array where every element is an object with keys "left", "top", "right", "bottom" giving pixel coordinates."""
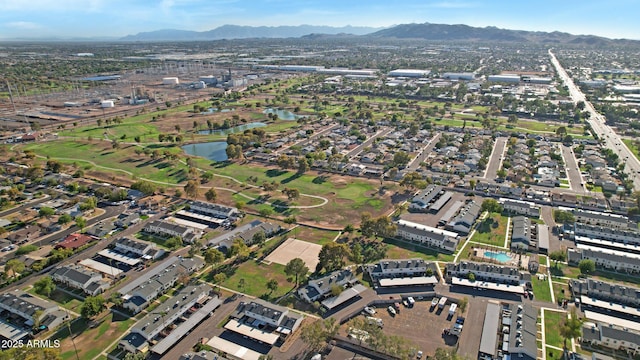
[{"left": 120, "top": 25, "right": 382, "bottom": 41}]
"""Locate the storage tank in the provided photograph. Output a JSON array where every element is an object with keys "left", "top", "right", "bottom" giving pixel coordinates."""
[
  {"left": 101, "top": 100, "right": 115, "bottom": 108},
  {"left": 162, "top": 77, "right": 179, "bottom": 85}
]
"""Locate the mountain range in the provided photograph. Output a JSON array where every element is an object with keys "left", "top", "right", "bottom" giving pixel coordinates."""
[
  {"left": 116, "top": 22, "right": 640, "bottom": 46},
  {"left": 120, "top": 24, "right": 382, "bottom": 41}
]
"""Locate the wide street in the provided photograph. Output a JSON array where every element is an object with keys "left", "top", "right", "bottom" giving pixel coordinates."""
[
  {"left": 549, "top": 49, "right": 640, "bottom": 190},
  {"left": 560, "top": 144, "right": 587, "bottom": 194}
]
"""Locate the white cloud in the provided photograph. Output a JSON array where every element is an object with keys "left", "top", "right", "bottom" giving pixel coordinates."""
[
  {"left": 0, "top": 0, "right": 106, "bottom": 12},
  {"left": 5, "top": 21, "right": 42, "bottom": 30}
]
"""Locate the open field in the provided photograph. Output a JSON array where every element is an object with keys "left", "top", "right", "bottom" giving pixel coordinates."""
[
  {"left": 543, "top": 309, "right": 565, "bottom": 348},
  {"left": 54, "top": 312, "right": 135, "bottom": 360},
  {"left": 470, "top": 213, "right": 509, "bottom": 247},
  {"left": 293, "top": 227, "right": 340, "bottom": 245},
  {"left": 217, "top": 261, "right": 293, "bottom": 300},
  {"left": 531, "top": 275, "right": 553, "bottom": 303},
  {"left": 264, "top": 238, "right": 322, "bottom": 270}
]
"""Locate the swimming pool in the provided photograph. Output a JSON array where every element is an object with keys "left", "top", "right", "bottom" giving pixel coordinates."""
[{"left": 483, "top": 251, "right": 513, "bottom": 263}]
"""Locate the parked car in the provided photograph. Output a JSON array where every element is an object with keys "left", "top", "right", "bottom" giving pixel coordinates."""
[
  {"left": 363, "top": 306, "right": 376, "bottom": 316},
  {"left": 387, "top": 306, "right": 396, "bottom": 316},
  {"left": 417, "top": 351, "right": 423, "bottom": 359}
]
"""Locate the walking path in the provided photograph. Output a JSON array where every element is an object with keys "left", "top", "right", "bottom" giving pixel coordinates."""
[{"left": 503, "top": 217, "right": 511, "bottom": 248}]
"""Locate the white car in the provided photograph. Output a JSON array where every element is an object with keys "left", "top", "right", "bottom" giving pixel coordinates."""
[
  {"left": 388, "top": 306, "right": 397, "bottom": 316},
  {"left": 363, "top": 306, "right": 376, "bottom": 316},
  {"left": 417, "top": 351, "right": 423, "bottom": 359}
]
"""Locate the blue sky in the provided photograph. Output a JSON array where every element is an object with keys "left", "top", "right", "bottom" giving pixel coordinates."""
[{"left": 0, "top": 0, "right": 638, "bottom": 39}]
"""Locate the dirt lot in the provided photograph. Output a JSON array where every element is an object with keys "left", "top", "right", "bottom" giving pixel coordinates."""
[
  {"left": 264, "top": 238, "right": 322, "bottom": 270},
  {"left": 343, "top": 299, "right": 458, "bottom": 357}
]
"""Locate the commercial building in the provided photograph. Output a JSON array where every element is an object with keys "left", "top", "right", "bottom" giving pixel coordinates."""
[
  {"left": 388, "top": 69, "right": 431, "bottom": 77},
  {"left": 51, "top": 265, "right": 110, "bottom": 296},
  {"left": 500, "top": 198, "right": 541, "bottom": 218},
  {"left": 396, "top": 219, "right": 460, "bottom": 253},
  {"left": 442, "top": 73, "right": 475, "bottom": 81},
  {"left": 487, "top": 74, "right": 521, "bottom": 83},
  {"left": 366, "top": 258, "right": 439, "bottom": 288},
  {"left": 298, "top": 269, "right": 358, "bottom": 303}
]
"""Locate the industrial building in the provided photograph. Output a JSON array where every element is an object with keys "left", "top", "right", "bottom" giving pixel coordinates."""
[
  {"left": 388, "top": 69, "right": 431, "bottom": 77},
  {"left": 487, "top": 74, "right": 521, "bottom": 83}
]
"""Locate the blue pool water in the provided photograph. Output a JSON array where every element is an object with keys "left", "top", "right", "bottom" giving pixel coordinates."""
[{"left": 484, "top": 251, "right": 513, "bottom": 263}]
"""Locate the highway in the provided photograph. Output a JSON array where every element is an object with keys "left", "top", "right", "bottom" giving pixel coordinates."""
[{"left": 549, "top": 49, "right": 640, "bottom": 190}]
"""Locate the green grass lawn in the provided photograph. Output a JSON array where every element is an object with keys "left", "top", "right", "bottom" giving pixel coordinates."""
[
  {"left": 547, "top": 348, "right": 565, "bottom": 360},
  {"left": 471, "top": 213, "right": 509, "bottom": 247},
  {"left": 218, "top": 261, "right": 294, "bottom": 300},
  {"left": 544, "top": 310, "right": 565, "bottom": 348},
  {"left": 28, "top": 288, "right": 83, "bottom": 312},
  {"left": 384, "top": 237, "right": 454, "bottom": 262},
  {"left": 531, "top": 275, "right": 553, "bottom": 303},
  {"left": 294, "top": 227, "right": 339, "bottom": 245},
  {"left": 623, "top": 139, "right": 640, "bottom": 161},
  {"left": 55, "top": 312, "right": 135, "bottom": 360},
  {"left": 553, "top": 281, "right": 571, "bottom": 303}
]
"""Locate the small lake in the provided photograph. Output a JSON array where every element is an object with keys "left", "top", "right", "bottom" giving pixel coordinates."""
[
  {"left": 182, "top": 141, "right": 228, "bottom": 161},
  {"left": 203, "top": 107, "right": 234, "bottom": 113},
  {"left": 263, "top": 108, "right": 301, "bottom": 121},
  {"left": 198, "top": 122, "right": 266, "bottom": 135}
]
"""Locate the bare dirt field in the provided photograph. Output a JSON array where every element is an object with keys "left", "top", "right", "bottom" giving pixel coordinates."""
[{"left": 264, "top": 238, "right": 322, "bottom": 270}]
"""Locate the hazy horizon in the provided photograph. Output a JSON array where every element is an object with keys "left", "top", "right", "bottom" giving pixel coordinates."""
[{"left": 1, "top": 0, "right": 639, "bottom": 40}]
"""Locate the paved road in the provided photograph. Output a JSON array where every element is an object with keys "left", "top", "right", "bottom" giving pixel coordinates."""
[
  {"left": 484, "top": 137, "right": 507, "bottom": 179},
  {"left": 560, "top": 144, "right": 587, "bottom": 194},
  {"left": 550, "top": 49, "right": 640, "bottom": 190},
  {"left": 0, "top": 195, "right": 50, "bottom": 219},
  {"left": 346, "top": 127, "right": 394, "bottom": 159},
  {"left": 406, "top": 133, "right": 441, "bottom": 172}
]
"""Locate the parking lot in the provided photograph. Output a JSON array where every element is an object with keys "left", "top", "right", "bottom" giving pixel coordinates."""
[{"left": 344, "top": 299, "right": 459, "bottom": 357}]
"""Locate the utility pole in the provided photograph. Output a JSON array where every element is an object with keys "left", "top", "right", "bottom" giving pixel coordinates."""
[{"left": 5, "top": 80, "right": 17, "bottom": 114}]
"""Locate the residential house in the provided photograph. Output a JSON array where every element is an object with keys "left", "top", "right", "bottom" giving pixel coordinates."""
[
  {"left": 298, "top": 269, "right": 358, "bottom": 303},
  {"left": 582, "top": 323, "right": 640, "bottom": 355},
  {"left": 447, "top": 200, "right": 482, "bottom": 235},
  {"left": 572, "top": 209, "right": 630, "bottom": 229},
  {"left": 511, "top": 216, "right": 532, "bottom": 250},
  {"left": 567, "top": 247, "right": 640, "bottom": 274},
  {"left": 0, "top": 290, "right": 67, "bottom": 332},
  {"left": 51, "top": 265, "right": 110, "bottom": 296},
  {"left": 409, "top": 184, "right": 444, "bottom": 213},
  {"left": 119, "top": 257, "right": 205, "bottom": 313},
  {"left": 144, "top": 220, "right": 198, "bottom": 243},
  {"left": 188, "top": 201, "right": 239, "bottom": 219},
  {"left": 395, "top": 219, "right": 459, "bottom": 253},
  {"left": 500, "top": 198, "right": 541, "bottom": 218},
  {"left": 55, "top": 233, "right": 94, "bottom": 250},
  {"left": 113, "top": 237, "right": 164, "bottom": 260},
  {"left": 445, "top": 261, "right": 525, "bottom": 285}
]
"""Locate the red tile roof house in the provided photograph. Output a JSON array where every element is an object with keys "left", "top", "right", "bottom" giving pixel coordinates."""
[{"left": 55, "top": 233, "right": 94, "bottom": 250}]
